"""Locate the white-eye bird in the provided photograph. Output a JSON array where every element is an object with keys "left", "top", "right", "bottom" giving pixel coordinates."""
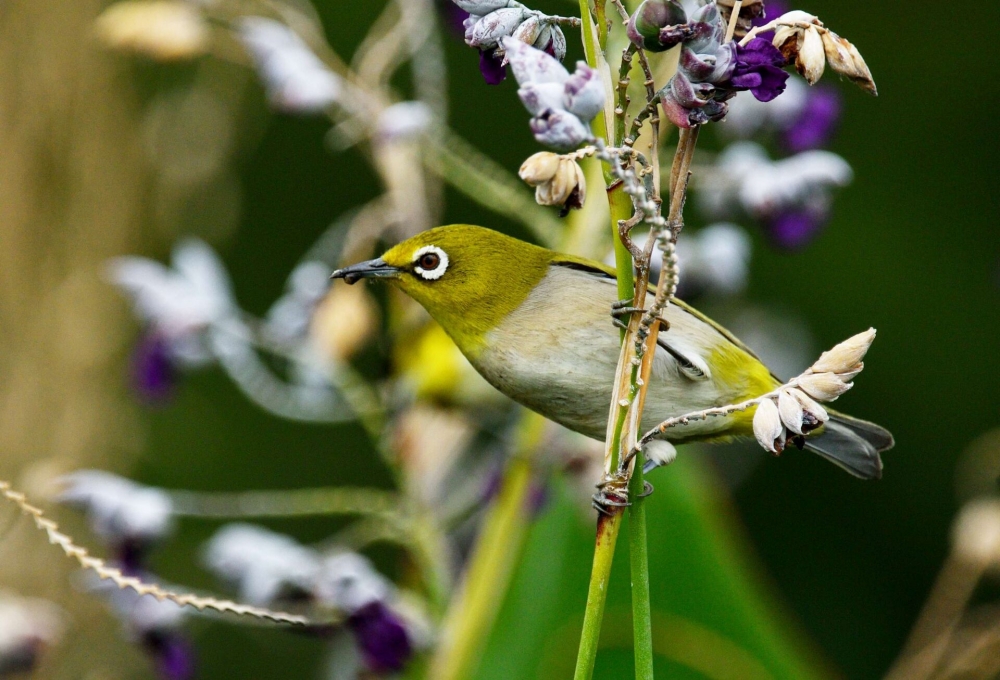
[{"left": 331, "top": 225, "right": 893, "bottom": 478}]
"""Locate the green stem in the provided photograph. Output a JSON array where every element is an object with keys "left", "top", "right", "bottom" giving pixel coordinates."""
[
  {"left": 628, "top": 461, "right": 654, "bottom": 679},
  {"left": 574, "top": 511, "right": 624, "bottom": 680},
  {"left": 427, "top": 413, "right": 546, "bottom": 680}
]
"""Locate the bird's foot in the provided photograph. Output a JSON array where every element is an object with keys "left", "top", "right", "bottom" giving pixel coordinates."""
[
  {"left": 611, "top": 299, "right": 648, "bottom": 331},
  {"left": 592, "top": 473, "right": 631, "bottom": 515}
]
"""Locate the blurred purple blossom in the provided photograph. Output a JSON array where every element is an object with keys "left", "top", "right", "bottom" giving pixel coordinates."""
[
  {"left": 131, "top": 332, "right": 176, "bottom": 403},
  {"left": 782, "top": 84, "right": 841, "bottom": 152},
  {"left": 143, "top": 630, "right": 196, "bottom": 680},
  {"left": 347, "top": 601, "right": 413, "bottom": 673},
  {"left": 765, "top": 208, "right": 827, "bottom": 250}
]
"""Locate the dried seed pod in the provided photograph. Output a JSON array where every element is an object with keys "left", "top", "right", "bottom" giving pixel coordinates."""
[
  {"left": 795, "top": 26, "right": 826, "bottom": 84},
  {"left": 797, "top": 371, "right": 852, "bottom": 402},
  {"left": 777, "top": 388, "right": 805, "bottom": 435},
  {"left": 790, "top": 388, "right": 829, "bottom": 430},
  {"left": 821, "top": 30, "right": 877, "bottom": 95},
  {"left": 753, "top": 397, "right": 785, "bottom": 452},
  {"left": 812, "top": 328, "right": 875, "bottom": 373}
]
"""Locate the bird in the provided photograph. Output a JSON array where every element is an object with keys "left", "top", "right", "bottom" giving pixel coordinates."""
[{"left": 331, "top": 224, "right": 893, "bottom": 479}]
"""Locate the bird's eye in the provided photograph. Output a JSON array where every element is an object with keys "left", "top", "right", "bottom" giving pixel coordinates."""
[
  {"left": 412, "top": 246, "right": 448, "bottom": 281},
  {"left": 419, "top": 252, "right": 440, "bottom": 270}
]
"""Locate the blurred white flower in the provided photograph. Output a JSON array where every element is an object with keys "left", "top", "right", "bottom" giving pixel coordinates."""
[
  {"left": 236, "top": 17, "right": 342, "bottom": 113},
  {"left": 0, "top": 594, "right": 63, "bottom": 676},
  {"left": 202, "top": 524, "right": 321, "bottom": 606},
  {"left": 58, "top": 470, "right": 174, "bottom": 547},
  {"left": 674, "top": 223, "right": 752, "bottom": 297},
  {"left": 315, "top": 552, "right": 393, "bottom": 613},
  {"left": 108, "top": 238, "right": 235, "bottom": 365},
  {"left": 700, "top": 141, "right": 853, "bottom": 219},
  {"left": 376, "top": 102, "right": 434, "bottom": 144}
]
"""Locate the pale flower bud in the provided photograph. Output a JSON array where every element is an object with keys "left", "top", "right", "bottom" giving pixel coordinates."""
[
  {"left": 952, "top": 499, "right": 1000, "bottom": 568},
  {"left": 95, "top": 0, "right": 209, "bottom": 61},
  {"left": 796, "top": 26, "right": 826, "bottom": 85},
  {"left": 469, "top": 8, "right": 526, "bottom": 49},
  {"left": 797, "top": 372, "right": 852, "bottom": 402},
  {"left": 518, "top": 152, "right": 561, "bottom": 184},
  {"left": 811, "top": 328, "right": 875, "bottom": 374},
  {"left": 777, "top": 388, "right": 805, "bottom": 435},
  {"left": 753, "top": 397, "right": 785, "bottom": 452},
  {"left": 518, "top": 82, "right": 566, "bottom": 116},
  {"left": 821, "top": 31, "right": 877, "bottom": 96},
  {"left": 790, "top": 388, "right": 829, "bottom": 429},
  {"left": 502, "top": 36, "right": 569, "bottom": 85},
  {"left": 452, "top": 0, "right": 512, "bottom": 13},
  {"left": 563, "top": 62, "right": 605, "bottom": 122},
  {"left": 529, "top": 109, "right": 590, "bottom": 151},
  {"left": 523, "top": 155, "right": 586, "bottom": 211}
]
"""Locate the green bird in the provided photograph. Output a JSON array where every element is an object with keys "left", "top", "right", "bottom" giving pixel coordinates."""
[{"left": 332, "top": 225, "right": 893, "bottom": 478}]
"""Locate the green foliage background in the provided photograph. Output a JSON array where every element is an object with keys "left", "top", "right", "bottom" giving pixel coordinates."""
[{"left": 126, "top": 1, "right": 1000, "bottom": 678}]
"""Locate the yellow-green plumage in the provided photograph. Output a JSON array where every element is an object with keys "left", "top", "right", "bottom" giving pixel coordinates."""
[{"left": 335, "top": 225, "right": 893, "bottom": 478}]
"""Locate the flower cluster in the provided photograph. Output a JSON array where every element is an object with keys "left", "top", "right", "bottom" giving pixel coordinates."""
[
  {"left": 698, "top": 141, "right": 852, "bottom": 249},
  {"left": 769, "top": 11, "right": 876, "bottom": 94},
  {"left": 503, "top": 37, "right": 604, "bottom": 151},
  {"left": 108, "top": 238, "right": 236, "bottom": 401},
  {"left": 203, "top": 524, "right": 421, "bottom": 674},
  {"left": 456, "top": 0, "right": 569, "bottom": 84},
  {"left": 518, "top": 152, "right": 587, "bottom": 213},
  {"left": 752, "top": 328, "right": 875, "bottom": 452},
  {"left": 56, "top": 472, "right": 194, "bottom": 679},
  {"left": 629, "top": 1, "right": 789, "bottom": 128},
  {"left": 723, "top": 77, "right": 841, "bottom": 152}
]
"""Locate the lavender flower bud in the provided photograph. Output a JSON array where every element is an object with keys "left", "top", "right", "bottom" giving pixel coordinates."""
[
  {"left": 469, "top": 8, "right": 526, "bottom": 49},
  {"left": 451, "top": 0, "right": 512, "bottom": 13},
  {"left": 518, "top": 82, "right": 566, "bottom": 116},
  {"left": 626, "top": 0, "right": 687, "bottom": 52},
  {"left": 562, "top": 62, "right": 604, "bottom": 121},
  {"left": 811, "top": 328, "right": 875, "bottom": 375},
  {"left": 797, "top": 372, "right": 852, "bottom": 402},
  {"left": 502, "top": 35, "right": 568, "bottom": 85},
  {"left": 529, "top": 109, "right": 590, "bottom": 151},
  {"left": 777, "top": 388, "right": 805, "bottom": 435},
  {"left": 463, "top": 13, "right": 481, "bottom": 44}
]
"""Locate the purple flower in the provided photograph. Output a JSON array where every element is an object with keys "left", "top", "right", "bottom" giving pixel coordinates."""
[
  {"left": 478, "top": 48, "right": 507, "bottom": 84},
  {"left": 143, "top": 630, "right": 196, "bottom": 680},
  {"left": 765, "top": 208, "right": 827, "bottom": 250},
  {"left": 131, "top": 332, "right": 176, "bottom": 403},
  {"left": 729, "top": 38, "right": 789, "bottom": 102},
  {"left": 348, "top": 602, "right": 413, "bottom": 673},
  {"left": 781, "top": 85, "right": 841, "bottom": 152}
]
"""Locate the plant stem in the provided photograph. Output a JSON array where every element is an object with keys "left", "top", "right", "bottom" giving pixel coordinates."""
[
  {"left": 574, "top": 511, "right": 623, "bottom": 680},
  {"left": 428, "top": 412, "right": 546, "bottom": 680},
  {"left": 627, "top": 465, "right": 654, "bottom": 679}
]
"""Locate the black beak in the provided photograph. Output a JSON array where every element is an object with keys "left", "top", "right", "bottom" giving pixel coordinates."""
[{"left": 330, "top": 258, "right": 401, "bottom": 285}]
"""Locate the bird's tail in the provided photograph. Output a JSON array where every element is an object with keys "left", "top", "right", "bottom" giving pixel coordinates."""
[{"left": 803, "top": 413, "right": 894, "bottom": 480}]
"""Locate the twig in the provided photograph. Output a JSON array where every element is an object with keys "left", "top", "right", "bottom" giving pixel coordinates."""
[{"left": 0, "top": 480, "right": 314, "bottom": 626}]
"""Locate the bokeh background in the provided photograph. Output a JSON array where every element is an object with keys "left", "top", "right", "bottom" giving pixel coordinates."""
[{"left": 0, "top": 0, "right": 998, "bottom": 678}]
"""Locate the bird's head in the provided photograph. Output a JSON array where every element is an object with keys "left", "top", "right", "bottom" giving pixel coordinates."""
[{"left": 331, "top": 225, "right": 552, "bottom": 353}]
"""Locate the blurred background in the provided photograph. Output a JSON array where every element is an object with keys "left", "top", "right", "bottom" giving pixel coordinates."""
[{"left": 0, "top": 0, "right": 998, "bottom": 678}]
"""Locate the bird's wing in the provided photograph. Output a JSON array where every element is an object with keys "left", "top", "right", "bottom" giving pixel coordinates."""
[{"left": 549, "top": 256, "right": 769, "bottom": 368}]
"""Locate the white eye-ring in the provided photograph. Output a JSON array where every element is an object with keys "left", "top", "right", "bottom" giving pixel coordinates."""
[{"left": 413, "top": 245, "right": 449, "bottom": 281}]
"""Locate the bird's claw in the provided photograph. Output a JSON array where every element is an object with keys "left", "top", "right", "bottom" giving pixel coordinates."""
[
  {"left": 592, "top": 473, "right": 633, "bottom": 515},
  {"left": 637, "top": 480, "right": 654, "bottom": 498},
  {"left": 611, "top": 299, "right": 648, "bottom": 329}
]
